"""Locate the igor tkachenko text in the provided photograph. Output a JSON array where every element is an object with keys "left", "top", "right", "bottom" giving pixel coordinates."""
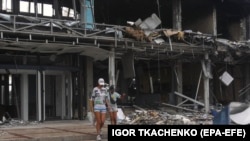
[{"left": 111, "top": 128, "right": 246, "bottom": 138}]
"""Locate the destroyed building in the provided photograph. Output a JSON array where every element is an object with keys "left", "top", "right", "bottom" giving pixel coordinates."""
[{"left": 0, "top": 0, "right": 250, "bottom": 124}]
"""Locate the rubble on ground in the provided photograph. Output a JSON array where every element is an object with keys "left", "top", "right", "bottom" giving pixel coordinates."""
[
  {"left": 0, "top": 119, "right": 40, "bottom": 128},
  {"left": 119, "top": 106, "right": 213, "bottom": 125}
]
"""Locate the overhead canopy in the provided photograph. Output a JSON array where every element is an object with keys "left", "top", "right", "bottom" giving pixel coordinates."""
[
  {"left": 80, "top": 46, "right": 111, "bottom": 61},
  {"left": 0, "top": 40, "right": 111, "bottom": 61}
]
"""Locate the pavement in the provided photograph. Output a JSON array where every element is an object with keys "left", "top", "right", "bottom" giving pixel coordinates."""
[{"left": 0, "top": 119, "right": 108, "bottom": 141}]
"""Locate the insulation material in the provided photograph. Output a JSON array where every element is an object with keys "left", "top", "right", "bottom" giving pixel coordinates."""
[
  {"left": 219, "top": 71, "right": 234, "bottom": 86},
  {"left": 163, "top": 29, "right": 179, "bottom": 37},
  {"left": 125, "top": 27, "right": 145, "bottom": 41}
]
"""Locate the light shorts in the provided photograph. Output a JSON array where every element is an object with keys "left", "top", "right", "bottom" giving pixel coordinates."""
[
  {"left": 94, "top": 107, "right": 107, "bottom": 113},
  {"left": 109, "top": 104, "right": 118, "bottom": 112}
]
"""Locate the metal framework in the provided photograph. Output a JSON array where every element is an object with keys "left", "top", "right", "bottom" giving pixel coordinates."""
[{"left": 0, "top": 14, "right": 216, "bottom": 61}]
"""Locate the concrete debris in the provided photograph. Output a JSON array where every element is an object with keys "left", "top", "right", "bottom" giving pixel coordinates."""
[
  {"left": 0, "top": 119, "right": 40, "bottom": 128},
  {"left": 124, "top": 13, "right": 250, "bottom": 54},
  {"left": 119, "top": 107, "right": 213, "bottom": 125}
]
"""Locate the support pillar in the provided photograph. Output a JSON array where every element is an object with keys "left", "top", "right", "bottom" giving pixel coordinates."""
[
  {"left": 36, "top": 70, "right": 42, "bottom": 121},
  {"left": 172, "top": 0, "right": 182, "bottom": 30},
  {"left": 176, "top": 60, "right": 183, "bottom": 105},
  {"left": 109, "top": 48, "right": 115, "bottom": 86},
  {"left": 20, "top": 74, "right": 28, "bottom": 121},
  {"left": 85, "top": 57, "right": 93, "bottom": 112},
  {"left": 203, "top": 53, "right": 210, "bottom": 114},
  {"left": 169, "top": 63, "right": 176, "bottom": 105}
]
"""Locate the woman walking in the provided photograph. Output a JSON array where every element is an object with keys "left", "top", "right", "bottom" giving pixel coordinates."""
[
  {"left": 108, "top": 85, "right": 125, "bottom": 125},
  {"left": 91, "top": 78, "right": 110, "bottom": 140}
]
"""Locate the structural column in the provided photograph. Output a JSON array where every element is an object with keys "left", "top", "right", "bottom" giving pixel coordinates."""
[
  {"left": 36, "top": 70, "right": 42, "bottom": 121},
  {"left": 20, "top": 74, "right": 28, "bottom": 121},
  {"left": 176, "top": 60, "right": 183, "bottom": 105},
  {"left": 203, "top": 53, "right": 210, "bottom": 114},
  {"left": 61, "top": 75, "right": 66, "bottom": 119},
  {"left": 172, "top": 0, "right": 182, "bottom": 105},
  {"left": 109, "top": 48, "right": 115, "bottom": 86},
  {"left": 172, "top": 0, "right": 182, "bottom": 30},
  {"left": 85, "top": 57, "right": 93, "bottom": 112}
]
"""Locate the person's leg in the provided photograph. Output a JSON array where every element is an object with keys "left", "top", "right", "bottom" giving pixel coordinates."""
[
  {"left": 94, "top": 111, "right": 101, "bottom": 135},
  {"left": 100, "top": 112, "right": 106, "bottom": 129},
  {"left": 112, "top": 105, "right": 118, "bottom": 125},
  {"left": 113, "top": 111, "right": 118, "bottom": 125},
  {"left": 109, "top": 110, "right": 115, "bottom": 125}
]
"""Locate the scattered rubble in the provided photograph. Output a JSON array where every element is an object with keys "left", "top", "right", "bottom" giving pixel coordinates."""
[
  {"left": 119, "top": 106, "right": 213, "bottom": 125},
  {"left": 121, "top": 13, "right": 250, "bottom": 55},
  {"left": 0, "top": 118, "right": 41, "bottom": 128}
]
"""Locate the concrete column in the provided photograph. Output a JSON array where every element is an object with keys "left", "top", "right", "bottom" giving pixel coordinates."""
[
  {"left": 240, "top": 18, "right": 247, "bottom": 41},
  {"left": 85, "top": 57, "right": 93, "bottom": 112},
  {"left": 56, "top": 75, "right": 62, "bottom": 118},
  {"left": 68, "top": 73, "right": 73, "bottom": 119},
  {"left": 61, "top": 75, "right": 66, "bottom": 119},
  {"left": 109, "top": 48, "right": 115, "bottom": 86},
  {"left": 20, "top": 74, "right": 28, "bottom": 121},
  {"left": 176, "top": 60, "right": 183, "bottom": 105},
  {"left": 203, "top": 53, "right": 210, "bottom": 114},
  {"left": 53, "top": 0, "right": 61, "bottom": 19},
  {"left": 36, "top": 70, "right": 42, "bottom": 121},
  {"left": 42, "top": 71, "right": 45, "bottom": 121},
  {"left": 169, "top": 63, "right": 176, "bottom": 105},
  {"left": 34, "top": 0, "right": 38, "bottom": 17},
  {"left": 172, "top": 0, "right": 182, "bottom": 30},
  {"left": 12, "top": 0, "right": 20, "bottom": 15},
  {"left": 212, "top": 6, "right": 217, "bottom": 36}
]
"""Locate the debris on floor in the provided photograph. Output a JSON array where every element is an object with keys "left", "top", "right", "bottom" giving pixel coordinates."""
[
  {"left": 118, "top": 105, "right": 213, "bottom": 125},
  {"left": 0, "top": 118, "right": 41, "bottom": 128}
]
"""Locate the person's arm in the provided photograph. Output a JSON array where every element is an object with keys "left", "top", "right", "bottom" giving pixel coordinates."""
[
  {"left": 105, "top": 92, "right": 111, "bottom": 110},
  {"left": 118, "top": 92, "right": 126, "bottom": 104},
  {"left": 91, "top": 99, "right": 95, "bottom": 112},
  {"left": 90, "top": 88, "right": 96, "bottom": 113}
]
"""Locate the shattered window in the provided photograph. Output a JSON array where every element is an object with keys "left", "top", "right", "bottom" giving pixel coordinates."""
[
  {"left": 62, "top": 7, "right": 69, "bottom": 17},
  {"left": 30, "top": 2, "right": 42, "bottom": 14},
  {"left": 2, "top": 0, "right": 12, "bottom": 12},
  {"left": 69, "top": 9, "right": 74, "bottom": 18},
  {"left": 43, "top": 3, "right": 53, "bottom": 17},
  {"left": 20, "top": 1, "right": 29, "bottom": 13},
  {"left": 62, "top": 7, "right": 77, "bottom": 19}
]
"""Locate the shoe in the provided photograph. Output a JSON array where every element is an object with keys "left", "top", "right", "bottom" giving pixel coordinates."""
[{"left": 96, "top": 135, "right": 101, "bottom": 141}]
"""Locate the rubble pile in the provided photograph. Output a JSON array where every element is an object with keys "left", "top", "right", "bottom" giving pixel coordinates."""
[
  {"left": 0, "top": 119, "right": 40, "bottom": 128},
  {"left": 119, "top": 108, "right": 213, "bottom": 125},
  {"left": 122, "top": 13, "right": 250, "bottom": 53}
]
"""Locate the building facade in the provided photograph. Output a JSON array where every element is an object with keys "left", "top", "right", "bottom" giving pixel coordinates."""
[{"left": 0, "top": 0, "right": 249, "bottom": 122}]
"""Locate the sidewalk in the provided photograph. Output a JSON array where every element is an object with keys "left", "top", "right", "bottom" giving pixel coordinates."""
[{"left": 0, "top": 120, "right": 108, "bottom": 141}]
